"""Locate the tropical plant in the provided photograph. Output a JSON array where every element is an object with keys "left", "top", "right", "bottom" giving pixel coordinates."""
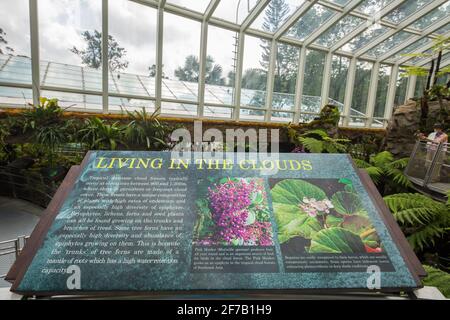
[
  {"left": 124, "top": 107, "right": 171, "bottom": 150},
  {"left": 422, "top": 265, "right": 450, "bottom": 298},
  {"left": 384, "top": 193, "right": 450, "bottom": 252},
  {"left": 271, "top": 179, "right": 381, "bottom": 253},
  {"left": 354, "top": 151, "right": 411, "bottom": 195},
  {"left": 22, "top": 97, "right": 64, "bottom": 131},
  {"left": 288, "top": 128, "right": 349, "bottom": 153},
  {"left": 193, "top": 178, "right": 273, "bottom": 246},
  {"left": 78, "top": 117, "right": 126, "bottom": 150}
]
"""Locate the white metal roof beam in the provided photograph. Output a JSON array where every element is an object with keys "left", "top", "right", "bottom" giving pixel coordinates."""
[
  {"left": 377, "top": 19, "right": 450, "bottom": 63},
  {"left": 240, "top": 0, "right": 270, "bottom": 32},
  {"left": 329, "top": 0, "right": 407, "bottom": 52},
  {"left": 204, "top": 0, "right": 220, "bottom": 20},
  {"left": 303, "top": 0, "right": 365, "bottom": 47},
  {"left": 354, "top": 0, "right": 448, "bottom": 58},
  {"left": 274, "top": 0, "right": 319, "bottom": 40}
]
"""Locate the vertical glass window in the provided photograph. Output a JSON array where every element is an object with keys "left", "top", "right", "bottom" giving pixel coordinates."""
[
  {"left": 302, "top": 49, "right": 325, "bottom": 114},
  {"left": 374, "top": 64, "right": 391, "bottom": 118},
  {"left": 0, "top": 0, "right": 32, "bottom": 105},
  {"left": 109, "top": 0, "right": 156, "bottom": 110},
  {"left": 39, "top": 0, "right": 102, "bottom": 110},
  {"left": 394, "top": 73, "right": 408, "bottom": 106},
  {"left": 351, "top": 60, "right": 373, "bottom": 115},
  {"left": 205, "top": 25, "right": 235, "bottom": 106},
  {"left": 163, "top": 12, "right": 201, "bottom": 108},
  {"left": 272, "top": 42, "right": 299, "bottom": 111},
  {"left": 414, "top": 75, "right": 427, "bottom": 97},
  {"left": 241, "top": 35, "right": 268, "bottom": 110},
  {"left": 329, "top": 55, "right": 349, "bottom": 112}
]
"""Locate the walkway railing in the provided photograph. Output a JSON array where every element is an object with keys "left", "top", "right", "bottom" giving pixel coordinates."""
[
  {"left": 0, "top": 236, "right": 28, "bottom": 279},
  {"left": 405, "top": 141, "right": 450, "bottom": 196}
]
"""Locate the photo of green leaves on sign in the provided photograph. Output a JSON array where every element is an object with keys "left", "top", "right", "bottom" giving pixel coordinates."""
[
  {"left": 271, "top": 179, "right": 382, "bottom": 254},
  {"left": 193, "top": 177, "right": 274, "bottom": 246}
]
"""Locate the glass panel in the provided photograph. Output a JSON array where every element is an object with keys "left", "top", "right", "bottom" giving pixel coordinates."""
[
  {"left": 204, "top": 106, "right": 233, "bottom": 119},
  {"left": 410, "top": 2, "right": 450, "bottom": 30},
  {"left": 272, "top": 42, "right": 299, "bottom": 111},
  {"left": 0, "top": 86, "right": 32, "bottom": 106},
  {"left": 241, "top": 35, "right": 268, "bottom": 108},
  {"left": 349, "top": 116, "right": 366, "bottom": 127},
  {"left": 394, "top": 73, "right": 408, "bottom": 106},
  {"left": 39, "top": 0, "right": 102, "bottom": 74},
  {"left": 205, "top": 25, "right": 235, "bottom": 105},
  {"left": 384, "top": 0, "right": 433, "bottom": 25},
  {"left": 250, "top": 0, "right": 307, "bottom": 33},
  {"left": 341, "top": 25, "right": 389, "bottom": 53},
  {"left": 42, "top": 90, "right": 103, "bottom": 111},
  {"left": 298, "top": 113, "right": 318, "bottom": 123},
  {"left": 286, "top": 4, "right": 336, "bottom": 41},
  {"left": 162, "top": 101, "right": 197, "bottom": 116},
  {"left": 164, "top": 12, "right": 201, "bottom": 102},
  {"left": 351, "top": 60, "right": 373, "bottom": 115},
  {"left": 213, "top": 0, "right": 259, "bottom": 25},
  {"left": 392, "top": 37, "right": 432, "bottom": 60},
  {"left": 0, "top": 55, "right": 31, "bottom": 85},
  {"left": 374, "top": 64, "right": 391, "bottom": 118},
  {"left": 435, "top": 23, "right": 450, "bottom": 35},
  {"left": 271, "top": 111, "right": 293, "bottom": 122},
  {"left": 109, "top": 97, "right": 154, "bottom": 113},
  {"left": 327, "top": 0, "right": 351, "bottom": 6},
  {"left": 355, "top": 0, "right": 395, "bottom": 15},
  {"left": 302, "top": 50, "right": 325, "bottom": 113},
  {"left": 414, "top": 75, "right": 427, "bottom": 97},
  {"left": 167, "top": 0, "right": 210, "bottom": 13},
  {"left": 366, "top": 31, "right": 414, "bottom": 57},
  {"left": 109, "top": 0, "right": 156, "bottom": 98},
  {"left": 314, "top": 15, "right": 365, "bottom": 48},
  {"left": 239, "top": 108, "right": 265, "bottom": 121},
  {"left": 0, "top": 0, "right": 31, "bottom": 99},
  {"left": 329, "top": 55, "right": 350, "bottom": 112}
]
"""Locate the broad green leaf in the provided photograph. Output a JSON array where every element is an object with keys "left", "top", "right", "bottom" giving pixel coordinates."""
[
  {"left": 309, "top": 227, "right": 366, "bottom": 253},
  {"left": 326, "top": 215, "right": 343, "bottom": 227},
  {"left": 341, "top": 215, "right": 372, "bottom": 235},
  {"left": 273, "top": 203, "right": 322, "bottom": 243},
  {"left": 331, "top": 191, "right": 368, "bottom": 216},
  {"left": 245, "top": 210, "right": 256, "bottom": 225},
  {"left": 271, "top": 179, "right": 327, "bottom": 207}
]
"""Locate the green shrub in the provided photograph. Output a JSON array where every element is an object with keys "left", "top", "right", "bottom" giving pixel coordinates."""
[{"left": 422, "top": 265, "right": 450, "bottom": 298}]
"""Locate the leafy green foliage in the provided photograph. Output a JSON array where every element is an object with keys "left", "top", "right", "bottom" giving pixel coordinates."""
[
  {"left": 78, "top": 117, "right": 126, "bottom": 150},
  {"left": 124, "top": 107, "right": 172, "bottom": 151},
  {"left": 271, "top": 179, "right": 381, "bottom": 253},
  {"left": 309, "top": 227, "right": 366, "bottom": 254},
  {"left": 289, "top": 128, "right": 349, "bottom": 153},
  {"left": 384, "top": 193, "right": 450, "bottom": 252},
  {"left": 174, "top": 55, "right": 225, "bottom": 85},
  {"left": 354, "top": 151, "right": 412, "bottom": 195},
  {"left": 422, "top": 265, "right": 450, "bottom": 298}
]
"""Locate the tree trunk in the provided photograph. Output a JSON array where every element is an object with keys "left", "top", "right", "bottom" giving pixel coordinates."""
[{"left": 426, "top": 59, "right": 434, "bottom": 91}]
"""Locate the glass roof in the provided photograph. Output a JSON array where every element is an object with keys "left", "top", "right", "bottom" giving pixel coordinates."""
[
  {"left": 383, "top": 0, "right": 433, "bottom": 24},
  {"left": 366, "top": 31, "right": 415, "bottom": 57},
  {"left": 341, "top": 24, "right": 389, "bottom": 53},
  {"left": 314, "top": 15, "right": 365, "bottom": 47},
  {"left": 286, "top": 4, "right": 336, "bottom": 41},
  {"left": 250, "top": 0, "right": 307, "bottom": 33},
  {"left": 354, "top": 0, "right": 395, "bottom": 15},
  {"left": 410, "top": 2, "right": 450, "bottom": 30},
  {"left": 213, "top": 0, "right": 259, "bottom": 24}
]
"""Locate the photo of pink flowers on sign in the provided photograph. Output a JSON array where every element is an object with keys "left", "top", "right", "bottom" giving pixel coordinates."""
[{"left": 193, "top": 177, "right": 274, "bottom": 246}]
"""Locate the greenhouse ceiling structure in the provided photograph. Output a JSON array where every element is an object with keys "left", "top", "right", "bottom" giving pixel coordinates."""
[{"left": 0, "top": 0, "right": 449, "bottom": 127}]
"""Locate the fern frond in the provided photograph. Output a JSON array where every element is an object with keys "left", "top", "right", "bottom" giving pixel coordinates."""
[
  {"left": 363, "top": 166, "right": 383, "bottom": 185},
  {"left": 407, "top": 224, "right": 446, "bottom": 251},
  {"left": 389, "top": 157, "right": 409, "bottom": 169},
  {"left": 300, "top": 129, "right": 328, "bottom": 138},
  {"left": 353, "top": 159, "right": 371, "bottom": 168},
  {"left": 370, "top": 151, "right": 394, "bottom": 167},
  {"left": 299, "top": 137, "right": 323, "bottom": 153},
  {"left": 386, "top": 167, "right": 413, "bottom": 188}
]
